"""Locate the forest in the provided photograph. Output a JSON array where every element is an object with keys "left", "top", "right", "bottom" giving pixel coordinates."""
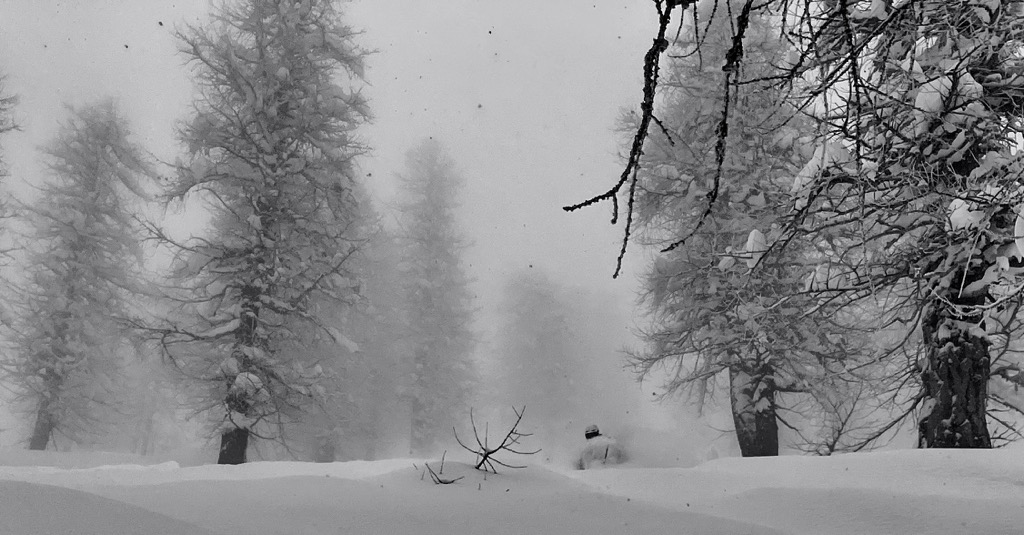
[
  {"left": 0, "top": 0, "right": 1023, "bottom": 470},
  {"left": 575, "top": 0, "right": 1024, "bottom": 456},
  {"left": 0, "top": 0, "right": 661, "bottom": 467}
]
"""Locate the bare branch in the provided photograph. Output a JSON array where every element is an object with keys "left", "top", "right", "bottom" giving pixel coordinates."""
[
  {"left": 562, "top": 0, "right": 691, "bottom": 278},
  {"left": 453, "top": 406, "right": 541, "bottom": 473},
  {"left": 424, "top": 451, "right": 464, "bottom": 485}
]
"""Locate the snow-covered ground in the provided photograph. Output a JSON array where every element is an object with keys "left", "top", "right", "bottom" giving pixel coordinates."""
[{"left": 2, "top": 445, "right": 1023, "bottom": 535}]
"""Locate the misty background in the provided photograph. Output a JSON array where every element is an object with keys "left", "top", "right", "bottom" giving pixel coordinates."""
[{"left": 0, "top": 0, "right": 745, "bottom": 464}]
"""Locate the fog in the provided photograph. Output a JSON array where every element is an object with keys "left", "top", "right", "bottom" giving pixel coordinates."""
[{"left": 0, "top": 1, "right": 728, "bottom": 465}]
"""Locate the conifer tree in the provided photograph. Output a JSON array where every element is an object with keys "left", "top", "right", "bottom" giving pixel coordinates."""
[
  {"left": 396, "top": 139, "right": 476, "bottom": 455},
  {"left": 149, "top": 0, "right": 370, "bottom": 464},
  {"left": 289, "top": 196, "right": 408, "bottom": 462},
  {"left": 334, "top": 226, "right": 409, "bottom": 459},
  {"left": 4, "top": 101, "right": 149, "bottom": 450}
]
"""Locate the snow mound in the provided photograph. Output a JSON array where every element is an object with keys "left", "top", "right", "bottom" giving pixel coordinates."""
[
  {"left": 0, "top": 456, "right": 422, "bottom": 488},
  {"left": 564, "top": 448, "right": 1024, "bottom": 534},
  {"left": 3, "top": 448, "right": 1024, "bottom": 534},
  {"left": 0, "top": 480, "right": 218, "bottom": 535}
]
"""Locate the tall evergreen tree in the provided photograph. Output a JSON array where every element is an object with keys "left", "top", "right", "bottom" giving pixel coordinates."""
[
  {"left": 397, "top": 138, "right": 476, "bottom": 455},
  {"left": 288, "top": 195, "right": 409, "bottom": 462},
  {"left": 148, "top": 0, "right": 370, "bottom": 464},
  {"left": 3, "top": 101, "right": 149, "bottom": 450},
  {"left": 335, "top": 225, "right": 410, "bottom": 459}
]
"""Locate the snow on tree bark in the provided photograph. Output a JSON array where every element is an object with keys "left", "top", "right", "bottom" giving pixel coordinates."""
[
  {"left": 785, "top": 0, "right": 1024, "bottom": 448},
  {"left": 729, "top": 364, "right": 779, "bottom": 457},
  {"left": 919, "top": 307, "right": 992, "bottom": 448}
]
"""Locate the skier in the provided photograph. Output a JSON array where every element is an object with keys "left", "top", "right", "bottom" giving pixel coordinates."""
[{"left": 575, "top": 424, "right": 626, "bottom": 469}]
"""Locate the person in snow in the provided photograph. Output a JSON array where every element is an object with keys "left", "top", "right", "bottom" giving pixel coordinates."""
[{"left": 575, "top": 424, "right": 626, "bottom": 469}]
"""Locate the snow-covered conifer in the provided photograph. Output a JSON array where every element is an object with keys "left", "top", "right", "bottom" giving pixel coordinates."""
[
  {"left": 4, "top": 100, "right": 149, "bottom": 450},
  {"left": 149, "top": 0, "right": 370, "bottom": 464}
]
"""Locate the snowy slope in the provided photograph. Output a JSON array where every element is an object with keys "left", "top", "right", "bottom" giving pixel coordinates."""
[
  {"left": 1, "top": 447, "right": 1023, "bottom": 534},
  {"left": 565, "top": 448, "right": 1024, "bottom": 534},
  {"left": 0, "top": 480, "right": 219, "bottom": 535}
]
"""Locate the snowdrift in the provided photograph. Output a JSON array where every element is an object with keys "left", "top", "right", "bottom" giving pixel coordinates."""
[{"left": 1, "top": 447, "right": 1023, "bottom": 534}]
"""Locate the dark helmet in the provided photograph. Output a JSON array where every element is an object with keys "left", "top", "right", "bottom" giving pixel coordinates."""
[{"left": 584, "top": 424, "right": 601, "bottom": 440}]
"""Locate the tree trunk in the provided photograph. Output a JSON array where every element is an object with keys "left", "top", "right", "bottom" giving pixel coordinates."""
[
  {"left": 218, "top": 281, "right": 261, "bottom": 466},
  {"left": 918, "top": 303, "right": 991, "bottom": 448},
  {"left": 729, "top": 364, "right": 778, "bottom": 457},
  {"left": 408, "top": 348, "right": 433, "bottom": 456},
  {"left": 910, "top": 40, "right": 1007, "bottom": 448},
  {"left": 139, "top": 414, "right": 154, "bottom": 456},
  {"left": 28, "top": 406, "right": 55, "bottom": 451},
  {"left": 218, "top": 427, "right": 249, "bottom": 464},
  {"left": 314, "top": 437, "right": 336, "bottom": 463},
  {"left": 409, "top": 392, "right": 428, "bottom": 455}
]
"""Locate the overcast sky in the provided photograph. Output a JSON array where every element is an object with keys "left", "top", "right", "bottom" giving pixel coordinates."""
[{"left": 0, "top": 0, "right": 656, "bottom": 337}]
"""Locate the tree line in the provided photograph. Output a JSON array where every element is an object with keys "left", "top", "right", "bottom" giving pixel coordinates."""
[
  {"left": 8, "top": 0, "right": 1010, "bottom": 464},
  {"left": 0, "top": 0, "right": 478, "bottom": 464}
]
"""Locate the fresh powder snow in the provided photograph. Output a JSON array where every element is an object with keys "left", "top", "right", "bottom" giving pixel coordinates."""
[{"left": 2, "top": 445, "right": 1023, "bottom": 534}]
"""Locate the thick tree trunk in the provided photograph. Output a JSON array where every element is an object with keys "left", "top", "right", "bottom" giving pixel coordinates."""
[
  {"left": 218, "top": 427, "right": 249, "bottom": 464},
  {"left": 218, "top": 281, "right": 262, "bottom": 466},
  {"left": 918, "top": 303, "right": 991, "bottom": 448},
  {"left": 28, "top": 406, "right": 55, "bottom": 451},
  {"left": 29, "top": 366, "right": 63, "bottom": 451},
  {"left": 729, "top": 364, "right": 779, "bottom": 457}
]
